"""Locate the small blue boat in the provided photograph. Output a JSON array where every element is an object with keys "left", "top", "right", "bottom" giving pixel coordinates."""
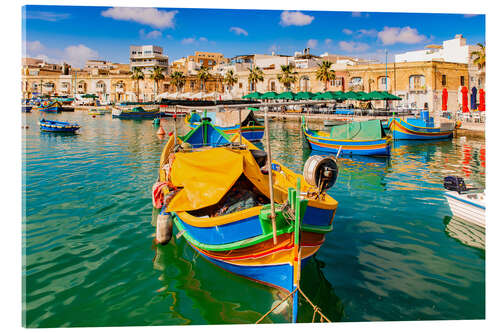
[
  {"left": 302, "top": 117, "right": 391, "bottom": 156},
  {"left": 186, "top": 109, "right": 265, "bottom": 142},
  {"left": 39, "top": 119, "right": 80, "bottom": 133},
  {"left": 35, "top": 101, "right": 63, "bottom": 113},
  {"left": 112, "top": 106, "right": 164, "bottom": 119},
  {"left": 389, "top": 111, "right": 455, "bottom": 140}
]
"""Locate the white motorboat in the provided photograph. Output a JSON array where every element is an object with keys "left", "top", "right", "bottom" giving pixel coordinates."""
[
  {"left": 444, "top": 191, "right": 485, "bottom": 228},
  {"left": 443, "top": 176, "right": 485, "bottom": 228}
]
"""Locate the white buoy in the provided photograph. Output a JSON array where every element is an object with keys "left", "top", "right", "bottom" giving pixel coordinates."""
[{"left": 156, "top": 213, "right": 173, "bottom": 245}]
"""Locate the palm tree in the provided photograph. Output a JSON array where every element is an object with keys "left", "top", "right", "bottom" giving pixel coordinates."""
[
  {"left": 315, "top": 61, "right": 335, "bottom": 92},
  {"left": 248, "top": 66, "right": 264, "bottom": 92},
  {"left": 169, "top": 71, "right": 186, "bottom": 93},
  {"left": 150, "top": 66, "right": 165, "bottom": 100},
  {"left": 223, "top": 69, "right": 238, "bottom": 94},
  {"left": 471, "top": 43, "right": 485, "bottom": 70},
  {"left": 130, "top": 67, "right": 145, "bottom": 101},
  {"left": 196, "top": 66, "right": 211, "bottom": 92},
  {"left": 277, "top": 64, "right": 298, "bottom": 91}
]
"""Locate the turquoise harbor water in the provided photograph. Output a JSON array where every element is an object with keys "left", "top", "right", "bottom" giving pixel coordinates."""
[{"left": 22, "top": 111, "right": 485, "bottom": 327}]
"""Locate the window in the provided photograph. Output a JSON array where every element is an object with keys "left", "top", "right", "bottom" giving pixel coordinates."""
[
  {"left": 239, "top": 83, "right": 243, "bottom": 89},
  {"left": 409, "top": 75, "right": 425, "bottom": 90},
  {"left": 350, "top": 77, "right": 363, "bottom": 85},
  {"left": 270, "top": 81, "right": 276, "bottom": 91},
  {"left": 335, "top": 79, "right": 342, "bottom": 86},
  {"left": 460, "top": 76, "right": 465, "bottom": 86},
  {"left": 190, "top": 81, "right": 195, "bottom": 89},
  {"left": 442, "top": 74, "right": 446, "bottom": 86}
]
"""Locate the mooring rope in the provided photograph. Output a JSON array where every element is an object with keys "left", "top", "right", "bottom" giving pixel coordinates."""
[{"left": 255, "top": 286, "right": 331, "bottom": 324}]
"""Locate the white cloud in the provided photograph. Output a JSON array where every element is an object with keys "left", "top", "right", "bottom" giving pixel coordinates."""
[
  {"left": 378, "top": 26, "right": 427, "bottom": 45},
  {"left": 357, "top": 29, "right": 377, "bottom": 37},
  {"left": 306, "top": 39, "right": 318, "bottom": 49},
  {"left": 25, "top": 11, "right": 70, "bottom": 21},
  {"left": 25, "top": 40, "right": 45, "bottom": 55},
  {"left": 181, "top": 37, "right": 196, "bottom": 45},
  {"left": 101, "top": 7, "right": 177, "bottom": 29},
  {"left": 342, "top": 28, "right": 353, "bottom": 35},
  {"left": 63, "top": 44, "right": 99, "bottom": 68},
  {"left": 338, "top": 41, "right": 370, "bottom": 53},
  {"left": 280, "top": 11, "right": 314, "bottom": 27},
  {"left": 230, "top": 26, "right": 248, "bottom": 36},
  {"left": 139, "top": 29, "right": 162, "bottom": 39},
  {"left": 325, "top": 38, "right": 333, "bottom": 46},
  {"left": 199, "top": 37, "right": 208, "bottom": 42}
]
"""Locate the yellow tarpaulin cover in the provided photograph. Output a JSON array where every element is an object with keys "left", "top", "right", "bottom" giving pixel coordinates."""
[{"left": 166, "top": 148, "right": 245, "bottom": 212}]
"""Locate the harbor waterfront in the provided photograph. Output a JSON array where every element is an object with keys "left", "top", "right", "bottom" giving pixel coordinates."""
[{"left": 23, "top": 111, "right": 485, "bottom": 327}]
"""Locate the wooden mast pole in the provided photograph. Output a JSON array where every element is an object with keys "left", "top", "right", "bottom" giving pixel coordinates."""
[{"left": 264, "top": 107, "right": 277, "bottom": 245}]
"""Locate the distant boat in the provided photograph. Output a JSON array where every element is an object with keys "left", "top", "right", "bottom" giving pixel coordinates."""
[
  {"left": 88, "top": 109, "right": 105, "bottom": 115},
  {"left": 443, "top": 176, "right": 485, "bottom": 228},
  {"left": 324, "top": 119, "right": 342, "bottom": 126},
  {"left": 39, "top": 118, "right": 80, "bottom": 133},
  {"left": 389, "top": 111, "right": 455, "bottom": 140},
  {"left": 22, "top": 105, "right": 32, "bottom": 113},
  {"left": 112, "top": 106, "right": 163, "bottom": 119},
  {"left": 186, "top": 109, "right": 265, "bottom": 141},
  {"left": 302, "top": 117, "right": 391, "bottom": 156},
  {"left": 35, "top": 101, "right": 63, "bottom": 113}
]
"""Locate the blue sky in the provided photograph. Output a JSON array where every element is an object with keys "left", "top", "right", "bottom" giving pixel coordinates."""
[{"left": 22, "top": 5, "right": 485, "bottom": 68}]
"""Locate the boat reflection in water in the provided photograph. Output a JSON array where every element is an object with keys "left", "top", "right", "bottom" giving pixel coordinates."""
[
  {"left": 308, "top": 150, "right": 390, "bottom": 193},
  {"left": 443, "top": 216, "right": 485, "bottom": 251},
  {"left": 151, "top": 208, "right": 344, "bottom": 323}
]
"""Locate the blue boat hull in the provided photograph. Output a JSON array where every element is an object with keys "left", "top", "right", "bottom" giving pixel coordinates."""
[
  {"left": 39, "top": 120, "right": 80, "bottom": 133},
  {"left": 113, "top": 111, "right": 166, "bottom": 119},
  {"left": 389, "top": 118, "right": 454, "bottom": 140}
]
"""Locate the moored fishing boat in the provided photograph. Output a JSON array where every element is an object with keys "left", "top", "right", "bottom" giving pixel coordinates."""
[
  {"left": 186, "top": 109, "right": 265, "bottom": 141},
  {"left": 443, "top": 176, "right": 485, "bottom": 228},
  {"left": 112, "top": 106, "right": 163, "bottom": 119},
  {"left": 152, "top": 117, "right": 339, "bottom": 322},
  {"left": 389, "top": 111, "right": 455, "bottom": 140},
  {"left": 302, "top": 116, "right": 391, "bottom": 156},
  {"left": 88, "top": 108, "right": 106, "bottom": 115},
  {"left": 39, "top": 118, "right": 80, "bottom": 133},
  {"left": 35, "top": 101, "right": 63, "bottom": 113}
]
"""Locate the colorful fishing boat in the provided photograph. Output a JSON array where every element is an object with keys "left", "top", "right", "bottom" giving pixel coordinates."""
[
  {"left": 153, "top": 118, "right": 339, "bottom": 322},
  {"left": 186, "top": 109, "right": 265, "bottom": 141},
  {"left": 39, "top": 118, "right": 80, "bottom": 133},
  {"left": 389, "top": 111, "right": 455, "bottom": 140},
  {"left": 35, "top": 101, "right": 63, "bottom": 113},
  {"left": 302, "top": 116, "right": 391, "bottom": 156},
  {"left": 112, "top": 106, "right": 163, "bottom": 119}
]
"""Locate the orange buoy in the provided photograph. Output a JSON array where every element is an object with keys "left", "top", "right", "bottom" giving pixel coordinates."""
[{"left": 156, "top": 125, "right": 166, "bottom": 135}]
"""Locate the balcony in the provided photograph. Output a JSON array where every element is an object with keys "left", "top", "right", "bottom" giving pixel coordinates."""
[
  {"left": 116, "top": 87, "right": 124, "bottom": 93},
  {"left": 96, "top": 87, "right": 106, "bottom": 93}
]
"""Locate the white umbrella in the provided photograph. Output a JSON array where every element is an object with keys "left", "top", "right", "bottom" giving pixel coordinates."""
[
  {"left": 191, "top": 92, "right": 204, "bottom": 99},
  {"left": 155, "top": 92, "right": 172, "bottom": 100},
  {"left": 180, "top": 92, "right": 194, "bottom": 99},
  {"left": 220, "top": 92, "right": 234, "bottom": 100}
]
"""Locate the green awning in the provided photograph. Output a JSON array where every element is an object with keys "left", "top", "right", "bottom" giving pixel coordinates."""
[
  {"left": 356, "top": 91, "right": 372, "bottom": 101},
  {"left": 344, "top": 91, "right": 362, "bottom": 100},
  {"left": 276, "top": 91, "right": 296, "bottom": 100},
  {"left": 260, "top": 91, "right": 278, "bottom": 99},
  {"left": 367, "top": 91, "right": 387, "bottom": 100},
  {"left": 380, "top": 91, "right": 402, "bottom": 100},
  {"left": 242, "top": 92, "right": 262, "bottom": 99},
  {"left": 294, "top": 91, "right": 316, "bottom": 100}
]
